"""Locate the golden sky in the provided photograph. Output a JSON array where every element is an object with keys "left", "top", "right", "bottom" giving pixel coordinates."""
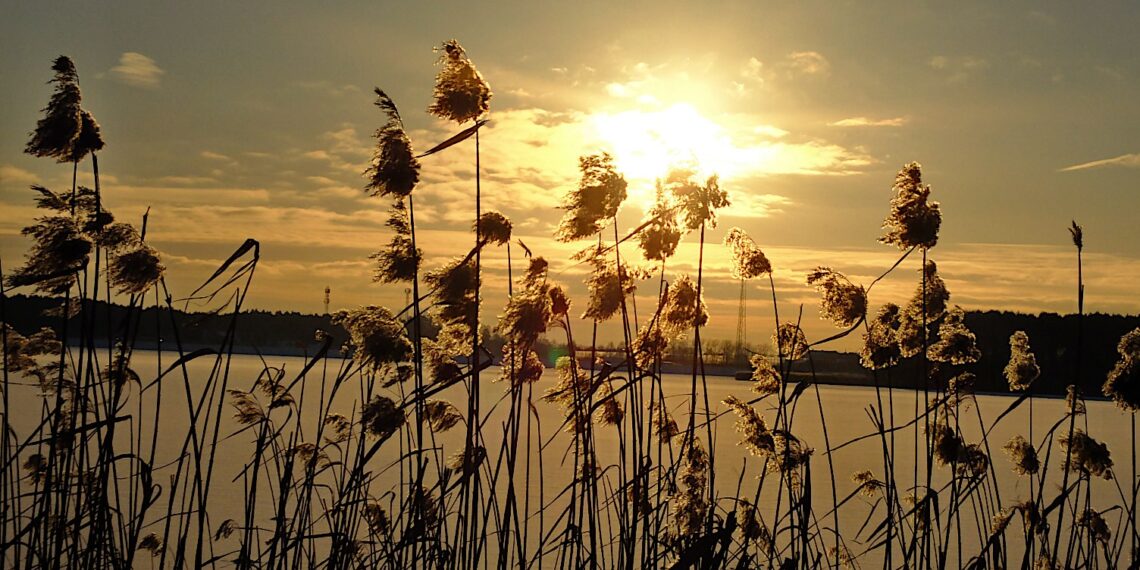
[{"left": 2, "top": 1, "right": 1139, "bottom": 349}]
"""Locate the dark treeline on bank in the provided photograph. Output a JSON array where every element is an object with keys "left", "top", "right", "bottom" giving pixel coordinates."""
[{"left": 3, "top": 294, "right": 1136, "bottom": 397}]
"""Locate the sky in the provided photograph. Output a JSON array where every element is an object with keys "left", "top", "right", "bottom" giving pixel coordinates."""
[{"left": 2, "top": 1, "right": 1138, "bottom": 351}]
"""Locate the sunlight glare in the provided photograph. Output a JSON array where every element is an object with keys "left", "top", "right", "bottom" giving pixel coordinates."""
[{"left": 591, "top": 103, "right": 747, "bottom": 209}]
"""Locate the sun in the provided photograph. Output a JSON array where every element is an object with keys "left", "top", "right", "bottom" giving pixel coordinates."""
[{"left": 591, "top": 103, "right": 742, "bottom": 209}]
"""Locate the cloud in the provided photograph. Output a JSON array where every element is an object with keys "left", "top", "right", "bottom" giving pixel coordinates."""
[
  {"left": 0, "top": 165, "right": 39, "bottom": 188},
  {"left": 293, "top": 80, "right": 361, "bottom": 97},
  {"left": 200, "top": 150, "right": 235, "bottom": 163},
  {"left": 785, "top": 51, "right": 830, "bottom": 76},
  {"left": 110, "top": 52, "right": 165, "bottom": 88},
  {"left": 1059, "top": 153, "right": 1140, "bottom": 172},
  {"left": 829, "top": 117, "right": 907, "bottom": 128},
  {"left": 928, "top": 55, "right": 988, "bottom": 82},
  {"left": 740, "top": 57, "right": 764, "bottom": 82}
]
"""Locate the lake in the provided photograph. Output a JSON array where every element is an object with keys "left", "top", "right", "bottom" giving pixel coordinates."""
[{"left": 6, "top": 350, "right": 1137, "bottom": 567}]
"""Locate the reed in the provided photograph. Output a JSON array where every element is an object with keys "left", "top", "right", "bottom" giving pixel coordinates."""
[{"left": 2, "top": 51, "right": 1137, "bottom": 570}]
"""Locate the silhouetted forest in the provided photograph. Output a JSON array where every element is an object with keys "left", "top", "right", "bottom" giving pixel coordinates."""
[{"left": 5, "top": 294, "right": 1134, "bottom": 396}]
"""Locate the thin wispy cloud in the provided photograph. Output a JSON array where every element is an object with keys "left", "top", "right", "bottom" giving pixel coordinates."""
[
  {"left": 928, "top": 55, "right": 988, "bottom": 82},
  {"left": 1059, "top": 152, "right": 1140, "bottom": 172},
  {"left": 785, "top": 51, "right": 830, "bottom": 76},
  {"left": 110, "top": 52, "right": 165, "bottom": 88},
  {"left": 829, "top": 116, "right": 907, "bottom": 127}
]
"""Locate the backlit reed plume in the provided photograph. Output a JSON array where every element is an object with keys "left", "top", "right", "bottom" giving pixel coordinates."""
[
  {"left": 425, "top": 257, "right": 478, "bottom": 349},
  {"left": 1005, "top": 331, "right": 1041, "bottom": 391},
  {"left": 332, "top": 306, "right": 413, "bottom": 370},
  {"left": 1066, "top": 385, "right": 1086, "bottom": 415},
  {"left": 556, "top": 152, "right": 628, "bottom": 241},
  {"left": 774, "top": 323, "right": 808, "bottom": 360},
  {"left": 499, "top": 344, "right": 545, "bottom": 386},
  {"left": 1003, "top": 435, "right": 1040, "bottom": 476},
  {"left": 428, "top": 40, "right": 491, "bottom": 124},
  {"left": 138, "top": 533, "right": 164, "bottom": 557},
  {"left": 724, "top": 227, "right": 771, "bottom": 279},
  {"left": 422, "top": 400, "right": 463, "bottom": 432},
  {"left": 594, "top": 382, "right": 624, "bottom": 426},
  {"left": 1076, "top": 510, "right": 1111, "bottom": 544},
  {"left": 852, "top": 470, "right": 885, "bottom": 497},
  {"left": 229, "top": 390, "right": 266, "bottom": 425},
  {"left": 323, "top": 413, "right": 353, "bottom": 443},
  {"left": 947, "top": 371, "right": 976, "bottom": 403},
  {"left": 880, "top": 161, "right": 941, "bottom": 250},
  {"left": 26, "top": 56, "right": 104, "bottom": 163},
  {"left": 498, "top": 256, "right": 554, "bottom": 384},
  {"left": 897, "top": 260, "right": 951, "bottom": 357},
  {"left": 477, "top": 211, "right": 512, "bottom": 245},
  {"left": 1103, "top": 327, "right": 1140, "bottom": 410},
  {"left": 861, "top": 303, "right": 902, "bottom": 369},
  {"left": 1059, "top": 429, "right": 1113, "bottom": 480},
  {"left": 365, "top": 89, "right": 419, "bottom": 198},
  {"left": 372, "top": 199, "right": 421, "bottom": 282},
  {"left": 929, "top": 306, "right": 981, "bottom": 365},
  {"left": 660, "top": 274, "right": 708, "bottom": 334},
  {"left": 582, "top": 255, "right": 640, "bottom": 322},
  {"left": 748, "top": 354, "right": 780, "bottom": 395},
  {"left": 807, "top": 267, "right": 866, "bottom": 327},
  {"left": 6, "top": 215, "right": 90, "bottom": 294},
  {"left": 1014, "top": 499, "right": 1048, "bottom": 537},
  {"left": 723, "top": 396, "right": 775, "bottom": 456},
  {"left": 737, "top": 499, "right": 765, "bottom": 542},
  {"left": 361, "top": 395, "right": 406, "bottom": 439},
  {"left": 649, "top": 399, "right": 680, "bottom": 443},
  {"left": 363, "top": 501, "right": 390, "bottom": 535},
  {"left": 638, "top": 184, "right": 681, "bottom": 261},
  {"left": 670, "top": 438, "right": 709, "bottom": 538},
  {"left": 543, "top": 357, "right": 593, "bottom": 433},
  {"left": 932, "top": 422, "right": 989, "bottom": 477},
  {"left": 1, "top": 324, "right": 61, "bottom": 383},
  {"left": 827, "top": 545, "right": 855, "bottom": 569},
  {"left": 632, "top": 324, "right": 669, "bottom": 369},
  {"left": 108, "top": 243, "right": 164, "bottom": 295},
  {"left": 666, "top": 169, "right": 730, "bottom": 230}
]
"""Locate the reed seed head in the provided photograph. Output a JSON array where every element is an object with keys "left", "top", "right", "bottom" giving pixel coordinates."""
[
  {"left": 365, "top": 89, "right": 419, "bottom": 198},
  {"left": 556, "top": 152, "right": 628, "bottom": 241},
  {"left": 880, "top": 161, "right": 941, "bottom": 250},
  {"left": 668, "top": 170, "right": 729, "bottom": 230},
  {"left": 661, "top": 274, "right": 708, "bottom": 333},
  {"left": 748, "top": 354, "right": 781, "bottom": 395},
  {"left": 773, "top": 323, "right": 809, "bottom": 360},
  {"left": 138, "top": 533, "right": 163, "bottom": 556},
  {"left": 332, "top": 306, "right": 413, "bottom": 369},
  {"left": 428, "top": 40, "right": 492, "bottom": 124},
  {"left": 638, "top": 184, "right": 682, "bottom": 261},
  {"left": 1069, "top": 220, "right": 1083, "bottom": 251},
  {"left": 807, "top": 267, "right": 866, "bottom": 328},
  {"left": 1103, "top": 327, "right": 1140, "bottom": 411},
  {"left": 372, "top": 199, "right": 422, "bottom": 283},
  {"left": 108, "top": 243, "right": 165, "bottom": 295},
  {"left": 724, "top": 227, "right": 771, "bottom": 279},
  {"left": 1004, "top": 331, "right": 1040, "bottom": 391},
  {"left": 861, "top": 303, "right": 902, "bottom": 369},
  {"left": 1060, "top": 429, "right": 1113, "bottom": 480},
  {"left": 26, "top": 56, "right": 102, "bottom": 163},
  {"left": 422, "top": 400, "right": 463, "bottom": 432},
  {"left": 361, "top": 395, "right": 405, "bottom": 439},
  {"left": 1076, "top": 509, "right": 1110, "bottom": 544},
  {"left": 929, "top": 306, "right": 981, "bottom": 365},
  {"left": 1003, "top": 435, "right": 1039, "bottom": 476},
  {"left": 478, "top": 211, "right": 512, "bottom": 245}
]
